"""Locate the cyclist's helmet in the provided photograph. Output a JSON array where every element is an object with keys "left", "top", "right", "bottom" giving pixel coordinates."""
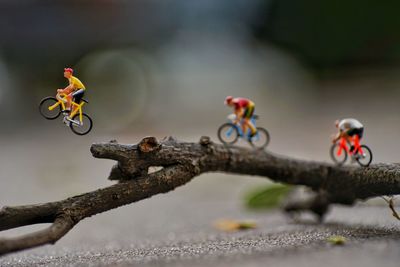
[
  {"left": 64, "top": 67, "right": 74, "bottom": 74},
  {"left": 225, "top": 96, "right": 233, "bottom": 105}
]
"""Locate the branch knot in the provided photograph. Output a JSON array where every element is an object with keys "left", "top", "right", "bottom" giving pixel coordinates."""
[
  {"left": 138, "top": 137, "right": 161, "bottom": 153},
  {"left": 199, "top": 136, "right": 212, "bottom": 146}
]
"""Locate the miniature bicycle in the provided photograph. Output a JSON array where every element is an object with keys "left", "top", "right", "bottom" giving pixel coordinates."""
[
  {"left": 330, "top": 137, "right": 372, "bottom": 167},
  {"left": 39, "top": 93, "right": 93, "bottom": 135},
  {"left": 217, "top": 114, "right": 270, "bottom": 149}
]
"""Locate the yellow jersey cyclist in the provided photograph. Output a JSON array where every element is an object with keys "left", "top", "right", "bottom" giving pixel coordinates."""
[{"left": 57, "top": 67, "right": 86, "bottom": 117}]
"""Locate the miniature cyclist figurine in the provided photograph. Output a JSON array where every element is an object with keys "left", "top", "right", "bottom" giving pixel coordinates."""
[
  {"left": 57, "top": 68, "right": 86, "bottom": 116},
  {"left": 224, "top": 96, "right": 257, "bottom": 139},
  {"left": 332, "top": 118, "right": 364, "bottom": 155}
]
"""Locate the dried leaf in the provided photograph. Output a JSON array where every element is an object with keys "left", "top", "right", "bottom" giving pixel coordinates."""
[{"left": 214, "top": 219, "right": 257, "bottom": 232}]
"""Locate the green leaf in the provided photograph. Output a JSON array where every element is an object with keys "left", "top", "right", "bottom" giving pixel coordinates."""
[{"left": 245, "top": 184, "right": 292, "bottom": 209}]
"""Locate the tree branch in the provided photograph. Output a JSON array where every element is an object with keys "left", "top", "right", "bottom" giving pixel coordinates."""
[
  {"left": 0, "top": 215, "right": 74, "bottom": 255},
  {"left": 1, "top": 136, "right": 399, "bottom": 256}
]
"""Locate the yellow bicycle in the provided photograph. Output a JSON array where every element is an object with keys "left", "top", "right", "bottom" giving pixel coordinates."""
[{"left": 39, "top": 93, "right": 93, "bottom": 135}]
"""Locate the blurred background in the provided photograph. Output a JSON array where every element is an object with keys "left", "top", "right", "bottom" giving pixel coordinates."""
[{"left": 2, "top": 0, "right": 400, "bottom": 262}]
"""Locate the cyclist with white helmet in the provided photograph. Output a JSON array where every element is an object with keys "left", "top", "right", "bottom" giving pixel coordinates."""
[{"left": 332, "top": 118, "right": 364, "bottom": 154}]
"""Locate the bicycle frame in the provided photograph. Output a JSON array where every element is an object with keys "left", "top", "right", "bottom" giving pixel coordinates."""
[
  {"left": 48, "top": 93, "right": 86, "bottom": 123},
  {"left": 226, "top": 116, "right": 259, "bottom": 140},
  {"left": 336, "top": 136, "right": 364, "bottom": 156}
]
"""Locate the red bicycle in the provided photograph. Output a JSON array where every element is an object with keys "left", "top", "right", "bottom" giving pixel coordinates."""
[{"left": 330, "top": 137, "right": 372, "bottom": 167}]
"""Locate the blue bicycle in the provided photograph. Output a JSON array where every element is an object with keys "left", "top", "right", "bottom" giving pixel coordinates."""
[{"left": 217, "top": 114, "right": 270, "bottom": 149}]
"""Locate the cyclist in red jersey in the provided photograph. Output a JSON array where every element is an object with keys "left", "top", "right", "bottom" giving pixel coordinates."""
[{"left": 224, "top": 96, "right": 257, "bottom": 139}]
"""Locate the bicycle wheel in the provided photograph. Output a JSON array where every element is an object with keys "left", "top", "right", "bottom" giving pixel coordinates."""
[
  {"left": 330, "top": 143, "right": 347, "bottom": 165},
  {"left": 39, "top": 97, "right": 61, "bottom": 120},
  {"left": 218, "top": 123, "right": 239, "bottom": 145},
  {"left": 250, "top": 127, "right": 270, "bottom": 149},
  {"left": 356, "top": 145, "right": 372, "bottom": 167},
  {"left": 70, "top": 113, "right": 93, "bottom": 136}
]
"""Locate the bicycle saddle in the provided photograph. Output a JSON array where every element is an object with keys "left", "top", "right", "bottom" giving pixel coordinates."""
[{"left": 81, "top": 98, "right": 89, "bottom": 103}]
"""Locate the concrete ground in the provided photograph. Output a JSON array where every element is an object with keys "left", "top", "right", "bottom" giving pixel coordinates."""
[
  {"left": 1, "top": 119, "right": 400, "bottom": 266},
  {"left": 1, "top": 204, "right": 399, "bottom": 267}
]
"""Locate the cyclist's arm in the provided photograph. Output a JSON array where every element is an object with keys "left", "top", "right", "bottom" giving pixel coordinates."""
[
  {"left": 333, "top": 128, "right": 351, "bottom": 142},
  {"left": 332, "top": 132, "right": 341, "bottom": 143},
  {"left": 66, "top": 83, "right": 76, "bottom": 91},
  {"left": 234, "top": 108, "right": 243, "bottom": 123},
  {"left": 58, "top": 83, "right": 76, "bottom": 94},
  {"left": 333, "top": 129, "right": 344, "bottom": 143}
]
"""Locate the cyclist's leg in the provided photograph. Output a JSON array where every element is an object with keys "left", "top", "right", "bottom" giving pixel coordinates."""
[
  {"left": 353, "top": 128, "right": 363, "bottom": 153},
  {"left": 71, "top": 89, "right": 85, "bottom": 115},
  {"left": 357, "top": 127, "right": 364, "bottom": 139},
  {"left": 73, "top": 89, "right": 85, "bottom": 104},
  {"left": 66, "top": 93, "right": 73, "bottom": 111},
  {"left": 60, "top": 93, "right": 73, "bottom": 125},
  {"left": 242, "top": 119, "right": 248, "bottom": 136},
  {"left": 347, "top": 132, "right": 361, "bottom": 157},
  {"left": 236, "top": 109, "right": 246, "bottom": 134},
  {"left": 343, "top": 134, "right": 354, "bottom": 153},
  {"left": 344, "top": 128, "right": 356, "bottom": 153},
  {"left": 244, "top": 105, "right": 256, "bottom": 136}
]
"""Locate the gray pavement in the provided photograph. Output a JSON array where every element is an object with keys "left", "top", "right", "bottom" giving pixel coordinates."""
[
  {"left": 1, "top": 124, "right": 400, "bottom": 266},
  {"left": 1, "top": 206, "right": 400, "bottom": 267}
]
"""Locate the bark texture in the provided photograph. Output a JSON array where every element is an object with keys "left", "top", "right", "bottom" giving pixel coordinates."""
[{"left": 0, "top": 136, "right": 399, "bottom": 256}]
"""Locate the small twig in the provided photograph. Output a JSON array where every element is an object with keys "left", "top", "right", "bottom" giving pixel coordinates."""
[{"left": 380, "top": 196, "right": 400, "bottom": 221}]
